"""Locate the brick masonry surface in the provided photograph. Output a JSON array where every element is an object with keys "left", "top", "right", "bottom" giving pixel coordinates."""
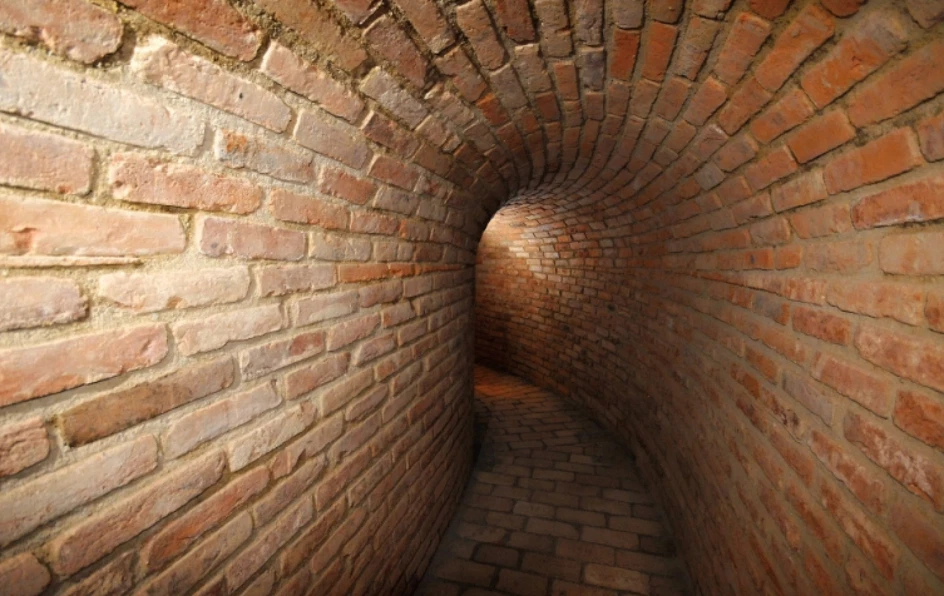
[
  {"left": 418, "top": 366, "right": 690, "bottom": 595},
  {"left": 0, "top": 0, "right": 942, "bottom": 594}
]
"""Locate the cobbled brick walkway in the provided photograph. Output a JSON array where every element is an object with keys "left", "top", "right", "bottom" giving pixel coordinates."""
[{"left": 418, "top": 366, "right": 691, "bottom": 596}]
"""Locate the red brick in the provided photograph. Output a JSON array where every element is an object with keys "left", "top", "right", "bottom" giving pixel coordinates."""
[
  {"left": 641, "top": 23, "right": 678, "bottom": 82},
  {"left": 199, "top": 216, "right": 306, "bottom": 261},
  {"left": 285, "top": 353, "right": 351, "bottom": 399},
  {"left": 895, "top": 390, "right": 944, "bottom": 451},
  {"left": 918, "top": 111, "right": 944, "bottom": 162},
  {"left": 770, "top": 169, "right": 826, "bottom": 213},
  {"left": 214, "top": 130, "right": 317, "bottom": 184},
  {"left": 0, "top": 553, "right": 50, "bottom": 596},
  {"left": 674, "top": 16, "right": 720, "bottom": 80},
  {"left": 845, "top": 411, "right": 944, "bottom": 510},
  {"left": 109, "top": 152, "right": 261, "bottom": 214},
  {"left": 0, "top": 417, "right": 49, "bottom": 479},
  {"left": 0, "top": 324, "right": 167, "bottom": 408},
  {"left": 49, "top": 452, "right": 225, "bottom": 575},
  {"left": 0, "top": 47, "right": 203, "bottom": 154},
  {"left": 294, "top": 109, "right": 373, "bottom": 170},
  {"left": 270, "top": 188, "right": 349, "bottom": 230},
  {"left": 783, "top": 371, "right": 833, "bottom": 424},
  {"left": 141, "top": 513, "right": 253, "bottom": 595},
  {"left": 714, "top": 134, "right": 758, "bottom": 171},
  {"left": 493, "top": 0, "right": 536, "bottom": 42},
  {"left": 584, "top": 564, "right": 647, "bottom": 592},
  {"left": 826, "top": 280, "right": 926, "bottom": 326},
  {"left": 809, "top": 430, "right": 887, "bottom": 515},
  {"left": 608, "top": 29, "right": 640, "bottom": 81},
  {"left": 293, "top": 290, "right": 358, "bottom": 326},
  {"left": 907, "top": 0, "right": 944, "bottom": 28},
  {"left": 717, "top": 77, "right": 772, "bottom": 134},
  {"left": 755, "top": 5, "right": 834, "bottom": 92},
  {"left": 0, "top": 435, "right": 157, "bottom": 546},
  {"left": 853, "top": 170, "right": 944, "bottom": 229},
  {"left": 455, "top": 0, "right": 506, "bottom": 70},
  {"left": 99, "top": 267, "right": 249, "bottom": 314},
  {"left": 0, "top": 277, "right": 85, "bottom": 332},
  {"left": 890, "top": 501, "right": 944, "bottom": 581},
  {"left": 172, "top": 305, "right": 281, "bottom": 356},
  {"left": 787, "top": 110, "right": 856, "bottom": 164},
  {"left": 162, "top": 383, "right": 281, "bottom": 458},
  {"left": 132, "top": 37, "right": 289, "bottom": 132},
  {"left": 239, "top": 329, "right": 327, "bottom": 380},
  {"left": 744, "top": 145, "right": 797, "bottom": 191},
  {"left": 0, "top": 121, "right": 93, "bottom": 194},
  {"left": 225, "top": 406, "right": 307, "bottom": 471},
  {"left": 60, "top": 357, "right": 235, "bottom": 448},
  {"left": 879, "top": 230, "right": 944, "bottom": 276},
  {"left": 855, "top": 323, "right": 944, "bottom": 394},
  {"left": 394, "top": 0, "right": 455, "bottom": 52},
  {"left": 800, "top": 10, "right": 908, "bottom": 108},
  {"left": 713, "top": 12, "right": 771, "bottom": 85},
  {"left": 254, "top": 0, "right": 366, "bottom": 71},
  {"left": 683, "top": 77, "right": 728, "bottom": 126},
  {"left": 804, "top": 238, "right": 872, "bottom": 273},
  {"left": 821, "top": 0, "right": 865, "bottom": 16},
  {"left": 792, "top": 306, "right": 851, "bottom": 345},
  {"left": 750, "top": 87, "right": 816, "bottom": 143},
  {"left": 1, "top": 194, "right": 185, "bottom": 258},
  {"left": 370, "top": 155, "right": 420, "bottom": 190},
  {"left": 0, "top": 0, "right": 122, "bottom": 63},
  {"left": 327, "top": 314, "right": 381, "bottom": 351},
  {"left": 319, "top": 167, "right": 377, "bottom": 205},
  {"left": 929, "top": 290, "right": 944, "bottom": 333},
  {"left": 365, "top": 15, "right": 427, "bottom": 88},
  {"left": 118, "top": 0, "right": 261, "bottom": 60},
  {"left": 847, "top": 40, "right": 944, "bottom": 127},
  {"left": 812, "top": 352, "right": 893, "bottom": 416},
  {"left": 142, "top": 467, "right": 268, "bottom": 571},
  {"left": 824, "top": 128, "right": 923, "bottom": 194},
  {"left": 820, "top": 482, "right": 899, "bottom": 579}
]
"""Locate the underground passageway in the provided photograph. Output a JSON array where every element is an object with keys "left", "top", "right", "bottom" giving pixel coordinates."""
[{"left": 1, "top": 0, "right": 944, "bottom": 594}]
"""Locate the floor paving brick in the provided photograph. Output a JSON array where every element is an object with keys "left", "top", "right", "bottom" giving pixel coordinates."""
[{"left": 418, "top": 366, "right": 691, "bottom": 595}]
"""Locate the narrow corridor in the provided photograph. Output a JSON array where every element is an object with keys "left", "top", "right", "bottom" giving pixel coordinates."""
[{"left": 418, "top": 367, "right": 690, "bottom": 596}]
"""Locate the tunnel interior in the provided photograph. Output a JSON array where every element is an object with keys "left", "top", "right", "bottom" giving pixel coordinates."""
[{"left": 1, "top": 0, "right": 943, "bottom": 594}]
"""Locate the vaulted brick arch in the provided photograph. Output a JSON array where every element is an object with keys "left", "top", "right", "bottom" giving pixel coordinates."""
[{"left": 0, "top": 0, "right": 942, "bottom": 594}]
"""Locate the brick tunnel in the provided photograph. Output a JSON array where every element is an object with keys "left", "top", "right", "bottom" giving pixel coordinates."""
[{"left": 1, "top": 0, "right": 943, "bottom": 594}]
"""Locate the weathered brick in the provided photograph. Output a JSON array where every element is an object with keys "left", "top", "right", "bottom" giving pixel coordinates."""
[
  {"left": 199, "top": 216, "right": 307, "bottom": 261},
  {"left": 364, "top": 15, "right": 427, "bottom": 89},
  {"left": 717, "top": 77, "right": 772, "bottom": 135},
  {"left": 812, "top": 352, "right": 892, "bottom": 416},
  {"left": 0, "top": 435, "right": 157, "bottom": 546},
  {"left": 855, "top": 323, "right": 944, "bottom": 393},
  {"left": 0, "top": 324, "right": 167, "bottom": 408},
  {"left": 108, "top": 153, "right": 261, "bottom": 214},
  {"left": 257, "top": 265, "right": 335, "bottom": 297},
  {"left": 239, "top": 330, "right": 326, "bottom": 380},
  {"left": 845, "top": 411, "right": 944, "bottom": 510},
  {"left": 852, "top": 171, "right": 944, "bottom": 229},
  {"left": 0, "top": 47, "right": 203, "bottom": 154},
  {"left": 294, "top": 109, "right": 372, "bottom": 170},
  {"left": 674, "top": 17, "right": 720, "bottom": 80},
  {"left": 800, "top": 10, "right": 908, "bottom": 108},
  {"left": 393, "top": 0, "right": 455, "bottom": 53},
  {"left": 0, "top": 554, "right": 51, "bottom": 596},
  {"left": 750, "top": 87, "right": 816, "bottom": 144},
  {"left": 1, "top": 194, "right": 185, "bottom": 258},
  {"left": 98, "top": 268, "right": 250, "bottom": 313},
  {"left": 713, "top": 12, "right": 771, "bottom": 86},
  {"left": 214, "top": 130, "right": 317, "bottom": 184},
  {"left": 226, "top": 498, "right": 313, "bottom": 590},
  {"left": 827, "top": 280, "right": 925, "bottom": 326},
  {"left": 172, "top": 305, "right": 281, "bottom": 357},
  {"left": 683, "top": 77, "right": 728, "bottom": 126},
  {"left": 641, "top": 23, "right": 678, "bottom": 82},
  {"left": 0, "top": 0, "right": 122, "bottom": 63},
  {"left": 327, "top": 314, "right": 381, "bottom": 351},
  {"left": 906, "top": 0, "right": 944, "bottom": 28},
  {"left": 163, "top": 382, "right": 281, "bottom": 458},
  {"left": 895, "top": 390, "right": 944, "bottom": 451},
  {"left": 0, "top": 121, "right": 93, "bottom": 194},
  {"left": 786, "top": 110, "right": 856, "bottom": 164},
  {"left": 809, "top": 430, "right": 887, "bottom": 515},
  {"left": 225, "top": 406, "right": 307, "bottom": 471},
  {"left": 59, "top": 357, "right": 236, "bottom": 447},
  {"left": 0, "top": 417, "right": 49, "bottom": 479},
  {"left": 890, "top": 502, "right": 944, "bottom": 581},
  {"left": 48, "top": 451, "right": 226, "bottom": 575},
  {"left": 847, "top": 39, "right": 944, "bottom": 127},
  {"left": 270, "top": 188, "right": 349, "bottom": 230},
  {"left": 254, "top": 0, "right": 366, "bottom": 71},
  {"left": 824, "top": 128, "right": 923, "bottom": 195},
  {"left": 261, "top": 42, "right": 364, "bottom": 123},
  {"left": 880, "top": 230, "right": 944, "bottom": 276},
  {"left": 754, "top": 4, "right": 834, "bottom": 92},
  {"left": 0, "top": 277, "right": 85, "bottom": 332},
  {"left": 118, "top": 0, "right": 261, "bottom": 60}
]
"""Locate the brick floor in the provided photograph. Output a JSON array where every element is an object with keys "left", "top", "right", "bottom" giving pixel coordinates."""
[{"left": 417, "top": 366, "right": 691, "bottom": 596}]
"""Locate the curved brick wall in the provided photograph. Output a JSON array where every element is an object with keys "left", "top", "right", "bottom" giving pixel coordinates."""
[
  {"left": 0, "top": 0, "right": 942, "bottom": 594},
  {"left": 474, "top": 0, "right": 944, "bottom": 594}
]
